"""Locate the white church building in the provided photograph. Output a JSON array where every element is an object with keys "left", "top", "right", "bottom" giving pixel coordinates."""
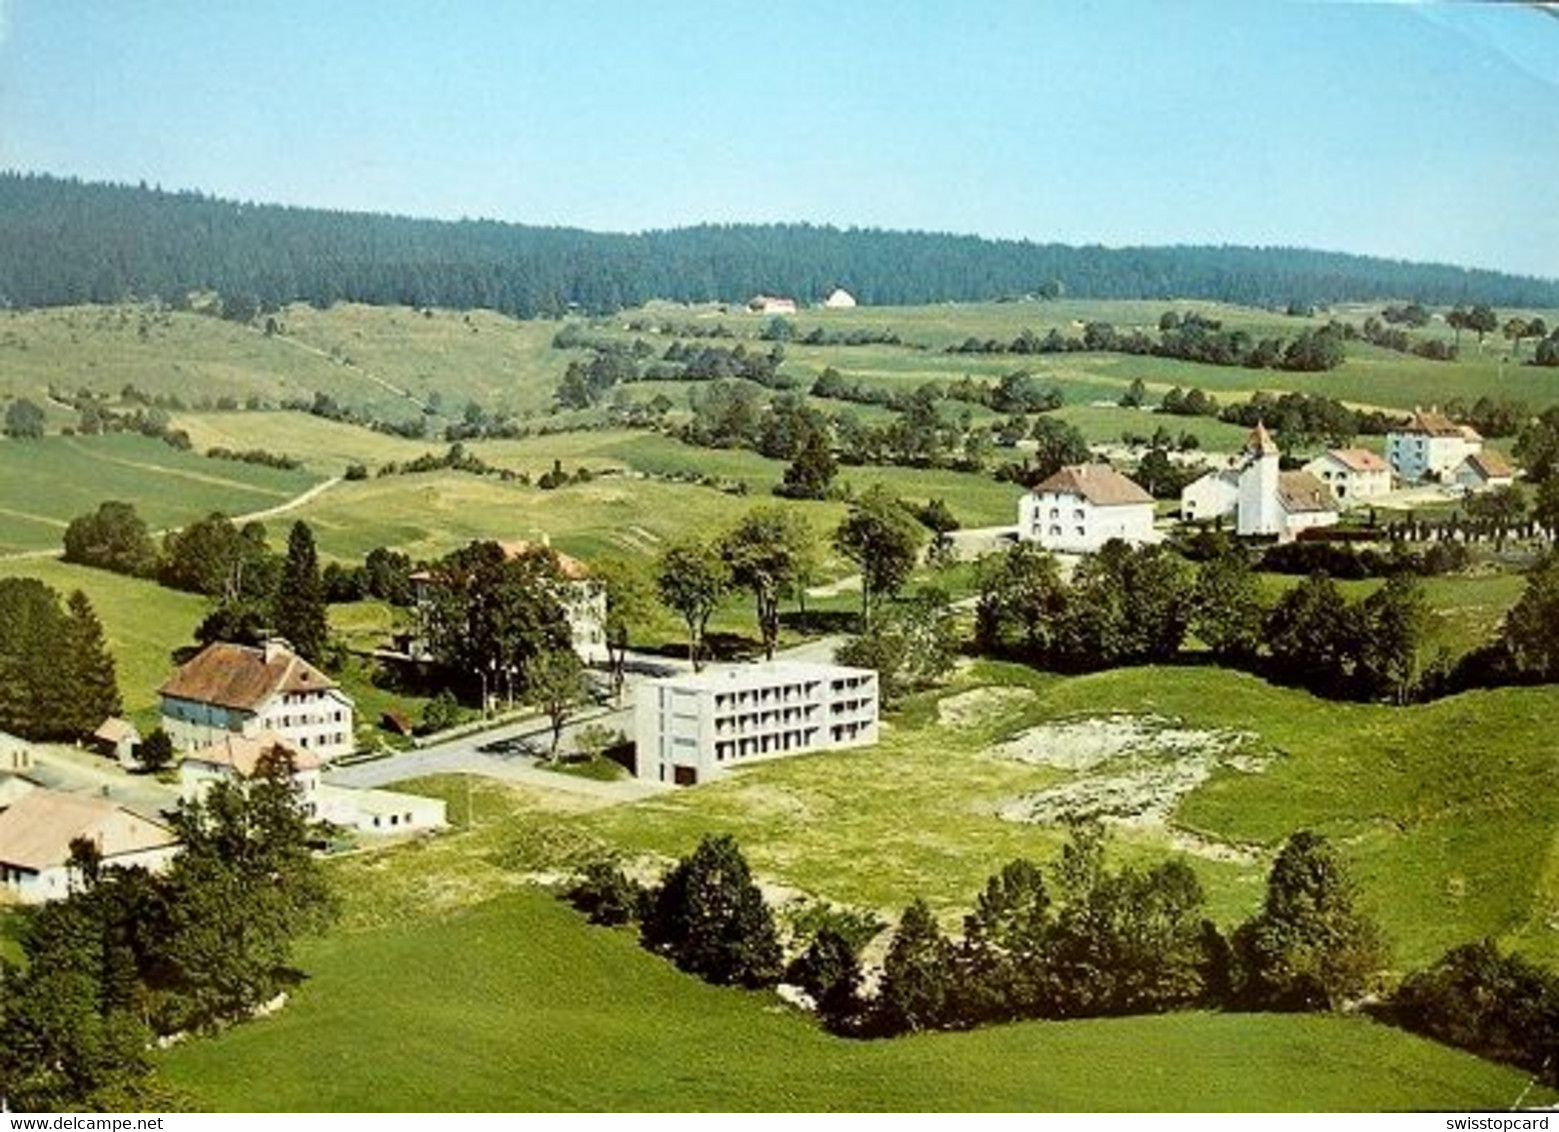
[{"left": 1181, "top": 422, "right": 1338, "bottom": 538}]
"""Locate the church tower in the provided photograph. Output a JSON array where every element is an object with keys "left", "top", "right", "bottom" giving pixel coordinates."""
[{"left": 1236, "top": 421, "right": 1282, "bottom": 536}]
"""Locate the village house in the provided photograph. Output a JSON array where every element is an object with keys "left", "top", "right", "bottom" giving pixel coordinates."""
[
  {"left": 1452, "top": 450, "right": 1516, "bottom": 493},
  {"left": 158, "top": 639, "right": 356, "bottom": 760},
  {"left": 1181, "top": 422, "right": 1339, "bottom": 538},
  {"left": 1301, "top": 448, "right": 1392, "bottom": 505},
  {"left": 1018, "top": 463, "right": 1156, "bottom": 553},
  {"left": 0, "top": 789, "right": 179, "bottom": 904},
  {"left": 410, "top": 539, "right": 607, "bottom": 666},
  {"left": 635, "top": 661, "right": 879, "bottom": 786},
  {"left": 1386, "top": 408, "right": 1483, "bottom": 483},
  {"left": 180, "top": 730, "right": 446, "bottom": 835}
]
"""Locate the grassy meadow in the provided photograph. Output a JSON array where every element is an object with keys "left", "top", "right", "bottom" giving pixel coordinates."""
[
  {"left": 0, "top": 433, "right": 320, "bottom": 553},
  {"left": 159, "top": 887, "right": 1545, "bottom": 1112}
]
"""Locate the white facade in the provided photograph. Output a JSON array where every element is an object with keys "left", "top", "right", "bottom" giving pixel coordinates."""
[
  {"left": 1236, "top": 440, "right": 1283, "bottom": 536},
  {"left": 635, "top": 661, "right": 879, "bottom": 785},
  {"left": 1387, "top": 410, "right": 1482, "bottom": 483},
  {"left": 1017, "top": 464, "right": 1157, "bottom": 553},
  {"left": 822, "top": 288, "right": 857, "bottom": 309},
  {"left": 315, "top": 785, "right": 448, "bottom": 835},
  {"left": 1180, "top": 470, "right": 1240, "bottom": 524},
  {"left": 1303, "top": 450, "right": 1392, "bottom": 505}
]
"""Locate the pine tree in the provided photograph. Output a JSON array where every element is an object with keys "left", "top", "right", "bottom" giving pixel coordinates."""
[
  {"left": 875, "top": 898, "right": 954, "bottom": 1034},
  {"left": 60, "top": 590, "right": 122, "bottom": 738},
  {"left": 640, "top": 834, "right": 782, "bottom": 988},
  {"left": 273, "top": 521, "right": 328, "bottom": 664}
]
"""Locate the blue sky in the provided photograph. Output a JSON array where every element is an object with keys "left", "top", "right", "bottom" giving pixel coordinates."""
[{"left": 1, "top": 1, "right": 1556, "bottom": 276}]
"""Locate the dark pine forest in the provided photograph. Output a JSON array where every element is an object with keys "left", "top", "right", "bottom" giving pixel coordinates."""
[{"left": 3, "top": 171, "right": 1556, "bottom": 316}]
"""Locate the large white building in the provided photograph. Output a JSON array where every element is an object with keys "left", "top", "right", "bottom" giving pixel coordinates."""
[
  {"left": 635, "top": 661, "right": 879, "bottom": 786},
  {"left": 1387, "top": 409, "right": 1483, "bottom": 483},
  {"left": 1181, "top": 422, "right": 1339, "bottom": 538},
  {"left": 411, "top": 540, "right": 607, "bottom": 666},
  {"left": 1302, "top": 448, "right": 1392, "bottom": 506},
  {"left": 159, "top": 639, "right": 356, "bottom": 760},
  {"left": 1018, "top": 463, "right": 1156, "bottom": 553}
]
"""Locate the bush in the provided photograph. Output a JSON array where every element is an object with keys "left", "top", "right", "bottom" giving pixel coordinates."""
[
  {"left": 640, "top": 834, "right": 783, "bottom": 989},
  {"left": 567, "top": 860, "right": 647, "bottom": 927}
]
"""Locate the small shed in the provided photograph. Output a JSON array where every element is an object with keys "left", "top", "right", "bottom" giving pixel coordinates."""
[{"left": 93, "top": 717, "right": 142, "bottom": 767}]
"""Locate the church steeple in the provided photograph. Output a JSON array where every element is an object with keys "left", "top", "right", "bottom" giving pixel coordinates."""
[{"left": 1246, "top": 420, "right": 1280, "bottom": 458}]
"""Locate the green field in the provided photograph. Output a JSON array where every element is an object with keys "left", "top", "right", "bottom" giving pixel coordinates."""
[
  {"left": 0, "top": 433, "right": 320, "bottom": 554},
  {"left": 159, "top": 887, "right": 1543, "bottom": 1112}
]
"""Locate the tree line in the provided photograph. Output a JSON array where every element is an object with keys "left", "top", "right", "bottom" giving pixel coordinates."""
[{"left": 5, "top": 172, "right": 1559, "bottom": 315}]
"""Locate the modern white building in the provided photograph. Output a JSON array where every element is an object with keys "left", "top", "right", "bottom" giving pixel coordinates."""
[
  {"left": 1018, "top": 463, "right": 1157, "bottom": 553},
  {"left": 635, "top": 661, "right": 879, "bottom": 786},
  {"left": 1387, "top": 409, "right": 1483, "bottom": 483},
  {"left": 1181, "top": 422, "right": 1339, "bottom": 538},
  {"left": 1302, "top": 448, "right": 1392, "bottom": 506},
  {"left": 159, "top": 639, "right": 356, "bottom": 760},
  {"left": 0, "top": 789, "right": 179, "bottom": 904}
]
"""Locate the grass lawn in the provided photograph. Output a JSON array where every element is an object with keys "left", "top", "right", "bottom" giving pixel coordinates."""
[
  {"left": 573, "top": 660, "right": 1559, "bottom": 971},
  {"left": 158, "top": 887, "right": 1544, "bottom": 1112}
]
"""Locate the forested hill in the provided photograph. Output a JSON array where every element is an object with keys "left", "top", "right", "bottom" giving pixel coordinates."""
[{"left": 3, "top": 171, "right": 1556, "bottom": 316}]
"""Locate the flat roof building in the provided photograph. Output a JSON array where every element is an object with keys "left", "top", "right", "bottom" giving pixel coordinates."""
[{"left": 635, "top": 661, "right": 879, "bottom": 786}]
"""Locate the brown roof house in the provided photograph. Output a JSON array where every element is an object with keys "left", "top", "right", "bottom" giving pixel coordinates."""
[
  {"left": 1453, "top": 451, "right": 1516, "bottom": 493},
  {"left": 0, "top": 789, "right": 178, "bottom": 904},
  {"left": 1302, "top": 448, "right": 1392, "bottom": 505},
  {"left": 1182, "top": 423, "right": 1338, "bottom": 538},
  {"left": 1018, "top": 463, "right": 1157, "bottom": 553},
  {"left": 159, "top": 639, "right": 355, "bottom": 761},
  {"left": 1387, "top": 407, "right": 1484, "bottom": 483}
]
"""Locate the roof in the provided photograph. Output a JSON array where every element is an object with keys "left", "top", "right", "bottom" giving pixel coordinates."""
[
  {"left": 1325, "top": 448, "right": 1389, "bottom": 473},
  {"left": 1397, "top": 409, "right": 1469, "bottom": 438},
  {"left": 411, "top": 540, "right": 591, "bottom": 583},
  {"left": 1462, "top": 451, "right": 1514, "bottom": 480},
  {"left": 185, "top": 730, "right": 321, "bottom": 777},
  {"left": 656, "top": 660, "right": 877, "bottom": 695},
  {"left": 159, "top": 641, "right": 341, "bottom": 712},
  {"left": 1278, "top": 471, "right": 1338, "bottom": 514},
  {"left": 0, "top": 789, "right": 176, "bottom": 871},
  {"left": 94, "top": 717, "right": 139, "bottom": 745},
  {"left": 1033, "top": 463, "right": 1154, "bottom": 507},
  {"left": 1246, "top": 421, "right": 1280, "bottom": 457},
  {"left": 495, "top": 539, "right": 591, "bottom": 581}
]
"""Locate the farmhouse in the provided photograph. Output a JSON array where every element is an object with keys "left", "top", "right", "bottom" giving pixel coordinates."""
[
  {"left": 1018, "top": 463, "right": 1156, "bottom": 553},
  {"left": 635, "top": 661, "right": 879, "bottom": 786},
  {"left": 1452, "top": 451, "right": 1516, "bottom": 492},
  {"left": 1386, "top": 408, "right": 1483, "bottom": 483},
  {"left": 0, "top": 789, "right": 179, "bottom": 904},
  {"left": 1302, "top": 448, "right": 1392, "bottom": 505},
  {"left": 1181, "top": 423, "right": 1339, "bottom": 537},
  {"left": 180, "top": 730, "right": 324, "bottom": 815},
  {"left": 411, "top": 539, "right": 607, "bottom": 665},
  {"left": 159, "top": 639, "right": 356, "bottom": 760},
  {"left": 747, "top": 294, "right": 799, "bottom": 315}
]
